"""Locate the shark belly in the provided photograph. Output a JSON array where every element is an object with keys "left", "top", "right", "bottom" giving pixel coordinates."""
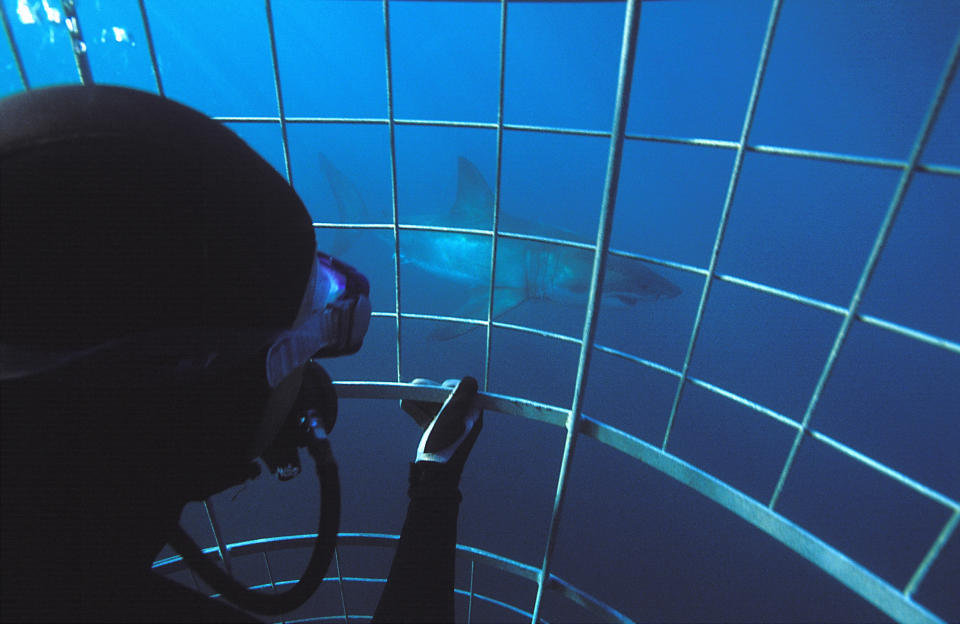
[{"left": 401, "top": 230, "right": 492, "bottom": 285}]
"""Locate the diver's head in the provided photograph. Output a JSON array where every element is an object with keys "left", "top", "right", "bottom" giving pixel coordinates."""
[{"left": 0, "top": 85, "right": 360, "bottom": 489}]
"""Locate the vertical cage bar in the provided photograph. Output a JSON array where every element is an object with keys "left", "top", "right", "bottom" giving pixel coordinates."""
[
  {"left": 202, "top": 500, "right": 233, "bottom": 574},
  {"left": 261, "top": 551, "right": 278, "bottom": 592},
  {"left": 531, "top": 1, "right": 642, "bottom": 621},
  {"left": 769, "top": 28, "right": 960, "bottom": 509},
  {"left": 482, "top": 0, "right": 509, "bottom": 392},
  {"left": 906, "top": 508, "right": 959, "bottom": 598},
  {"left": 265, "top": 0, "right": 294, "bottom": 185},
  {"left": 0, "top": 1, "right": 30, "bottom": 90},
  {"left": 333, "top": 547, "right": 350, "bottom": 623},
  {"left": 661, "top": 0, "right": 783, "bottom": 452},
  {"left": 60, "top": 0, "right": 93, "bottom": 85},
  {"left": 467, "top": 559, "right": 476, "bottom": 624},
  {"left": 382, "top": 0, "right": 403, "bottom": 382},
  {"left": 136, "top": 0, "right": 163, "bottom": 96},
  {"left": 260, "top": 552, "right": 285, "bottom": 624}
]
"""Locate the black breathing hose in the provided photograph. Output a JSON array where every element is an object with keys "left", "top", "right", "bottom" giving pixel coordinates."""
[{"left": 169, "top": 438, "right": 340, "bottom": 615}]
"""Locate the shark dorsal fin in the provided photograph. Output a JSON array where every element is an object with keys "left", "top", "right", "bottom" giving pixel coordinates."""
[{"left": 452, "top": 156, "right": 494, "bottom": 225}]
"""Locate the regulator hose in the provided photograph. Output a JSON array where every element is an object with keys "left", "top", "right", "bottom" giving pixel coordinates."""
[{"left": 169, "top": 436, "right": 340, "bottom": 615}]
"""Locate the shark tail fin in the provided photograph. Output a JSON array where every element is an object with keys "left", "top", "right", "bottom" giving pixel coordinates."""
[{"left": 317, "top": 153, "right": 370, "bottom": 257}]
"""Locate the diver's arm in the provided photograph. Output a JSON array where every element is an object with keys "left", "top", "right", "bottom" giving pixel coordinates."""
[{"left": 372, "top": 377, "right": 483, "bottom": 623}]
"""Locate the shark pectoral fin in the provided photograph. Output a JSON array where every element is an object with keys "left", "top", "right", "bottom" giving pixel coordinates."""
[
  {"left": 428, "top": 286, "right": 529, "bottom": 341},
  {"left": 428, "top": 288, "right": 528, "bottom": 340},
  {"left": 317, "top": 153, "right": 370, "bottom": 257},
  {"left": 491, "top": 288, "right": 527, "bottom": 321},
  {"left": 429, "top": 319, "right": 482, "bottom": 341},
  {"left": 428, "top": 291, "right": 489, "bottom": 341}
]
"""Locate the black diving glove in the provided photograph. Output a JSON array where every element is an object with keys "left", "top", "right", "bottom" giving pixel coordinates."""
[{"left": 402, "top": 376, "right": 483, "bottom": 478}]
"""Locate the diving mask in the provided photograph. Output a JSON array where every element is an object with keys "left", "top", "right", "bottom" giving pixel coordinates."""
[{"left": 265, "top": 252, "right": 371, "bottom": 388}]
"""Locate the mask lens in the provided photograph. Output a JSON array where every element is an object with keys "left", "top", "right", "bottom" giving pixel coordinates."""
[
  {"left": 264, "top": 253, "right": 370, "bottom": 387},
  {"left": 314, "top": 255, "right": 347, "bottom": 309}
]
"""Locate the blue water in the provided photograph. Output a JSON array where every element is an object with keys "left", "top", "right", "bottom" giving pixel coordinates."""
[{"left": 3, "top": 1, "right": 958, "bottom": 622}]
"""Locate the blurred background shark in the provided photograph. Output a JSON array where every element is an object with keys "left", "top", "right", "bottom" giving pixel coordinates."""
[{"left": 318, "top": 154, "right": 681, "bottom": 339}]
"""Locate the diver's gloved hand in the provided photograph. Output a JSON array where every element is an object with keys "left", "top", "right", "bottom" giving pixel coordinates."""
[{"left": 402, "top": 376, "right": 483, "bottom": 476}]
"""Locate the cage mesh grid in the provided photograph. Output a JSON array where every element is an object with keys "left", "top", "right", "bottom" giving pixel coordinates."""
[{"left": 2, "top": 0, "right": 958, "bottom": 622}]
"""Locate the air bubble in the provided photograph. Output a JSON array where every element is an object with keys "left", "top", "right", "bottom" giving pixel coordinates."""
[{"left": 100, "top": 26, "right": 133, "bottom": 46}]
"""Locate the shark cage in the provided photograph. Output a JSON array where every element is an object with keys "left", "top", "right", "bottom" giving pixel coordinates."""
[{"left": 2, "top": 1, "right": 958, "bottom": 622}]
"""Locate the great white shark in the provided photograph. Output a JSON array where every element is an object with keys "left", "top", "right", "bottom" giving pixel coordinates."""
[{"left": 318, "top": 154, "right": 681, "bottom": 339}]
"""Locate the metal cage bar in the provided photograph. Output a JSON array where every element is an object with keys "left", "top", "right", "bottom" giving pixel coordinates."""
[
  {"left": 328, "top": 382, "right": 953, "bottom": 624},
  {"left": 154, "top": 530, "right": 632, "bottom": 624},
  {"left": 333, "top": 547, "right": 351, "bottom": 623},
  {"left": 532, "top": 0, "right": 642, "bottom": 620},
  {"left": 5, "top": 1, "right": 956, "bottom": 622},
  {"left": 467, "top": 559, "right": 476, "bottom": 624},
  {"left": 216, "top": 113, "right": 960, "bottom": 177},
  {"left": 135, "top": 0, "right": 163, "bottom": 96},
  {"left": 481, "top": 0, "right": 509, "bottom": 392},
  {"left": 309, "top": 219, "right": 959, "bottom": 355},
  {"left": 260, "top": 551, "right": 278, "bottom": 594},
  {"left": 202, "top": 500, "right": 233, "bottom": 575},
  {"left": 381, "top": 0, "right": 404, "bottom": 383},
  {"left": 905, "top": 508, "right": 959, "bottom": 599},
  {"left": 264, "top": 0, "right": 294, "bottom": 185},
  {"left": 661, "top": 0, "right": 783, "bottom": 451},
  {"left": 60, "top": 0, "right": 92, "bottom": 85},
  {"left": 0, "top": 1, "right": 29, "bottom": 90},
  {"left": 769, "top": 27, "right": 960, "bottom": 510}
]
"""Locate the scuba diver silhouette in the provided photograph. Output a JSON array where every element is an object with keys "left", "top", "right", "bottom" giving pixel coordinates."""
[{"left": 0, "top": 85, "right": 482, "bottom": 623}]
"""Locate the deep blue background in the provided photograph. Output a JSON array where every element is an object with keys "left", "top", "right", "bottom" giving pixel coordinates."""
[{"left": 3, "top": 1, "right": 958, "bottom": 622}]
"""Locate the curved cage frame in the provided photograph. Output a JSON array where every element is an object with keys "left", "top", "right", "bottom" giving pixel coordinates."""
[{"left": 154, "top": 528, "right": 633, "bottom": 624}]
